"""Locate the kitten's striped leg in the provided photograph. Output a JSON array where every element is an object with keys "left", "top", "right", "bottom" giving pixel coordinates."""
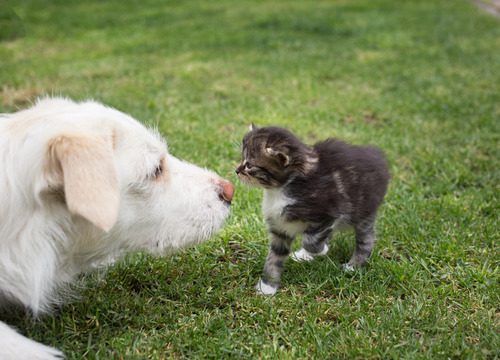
[
  {"left": 344, "top": 217, "right": 376, "bottom": 271},
  {"left": 256, "top": 229, "right": 294, "bottom": 296},
  {"left": 291, "top": 224, "right": 332, "bottom": 262}
]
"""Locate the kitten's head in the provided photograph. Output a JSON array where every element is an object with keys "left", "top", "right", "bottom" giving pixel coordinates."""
[{"left": 235, "top": 125, "right": 317, "bottom": 188}]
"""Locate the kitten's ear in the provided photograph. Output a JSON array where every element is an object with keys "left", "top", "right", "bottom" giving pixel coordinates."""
[
  {"left": 265, "top": 147, "right": 290, "bottom": 167},
  {"left": 249, "top": 123, "right": 258, "bottom": 131}
]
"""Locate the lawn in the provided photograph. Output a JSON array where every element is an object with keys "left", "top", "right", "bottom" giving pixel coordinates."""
[{"left": 1, "top": 0, "right": 499, "bottom": 358}]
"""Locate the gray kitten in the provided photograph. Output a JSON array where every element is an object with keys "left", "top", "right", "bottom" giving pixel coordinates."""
[{"left": 236, "top": 125, "right": 390, "bottom": 295}]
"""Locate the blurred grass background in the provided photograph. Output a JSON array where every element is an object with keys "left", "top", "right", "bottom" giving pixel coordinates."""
[{"left": 0, "top": 0, "right": 499, "bottom": 358}]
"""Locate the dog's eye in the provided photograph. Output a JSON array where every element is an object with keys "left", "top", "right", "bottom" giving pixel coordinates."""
[
  {"left": 153, "top": 164, "right": 163, "bottom": 177},
  {"left": 150, "top": 158, "right": 165, "bottom": 179}
]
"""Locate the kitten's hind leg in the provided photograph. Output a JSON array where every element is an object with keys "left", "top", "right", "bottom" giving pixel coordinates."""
[
  {"left": 291, "top": 224, "right": 332, "bottom": 263},
  {"left": 344, "top": 217, "right": 376, "bottom": 271},
  {"left": 256, "top": 229, "right": 294, "bottom": 296}
]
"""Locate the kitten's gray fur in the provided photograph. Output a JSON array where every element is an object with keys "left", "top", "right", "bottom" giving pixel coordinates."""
[{"left": 236, "top": 125, "right": 390, "bottom": 295}]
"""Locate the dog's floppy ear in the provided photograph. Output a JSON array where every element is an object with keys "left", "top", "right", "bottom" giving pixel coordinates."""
[{"left": 46, "top": 133, "right": 119, "bottom": 232}]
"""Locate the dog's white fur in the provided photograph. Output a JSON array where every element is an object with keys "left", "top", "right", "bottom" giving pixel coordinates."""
[{"left": 0, "top": 98, "right": 232, "bottom": 359}]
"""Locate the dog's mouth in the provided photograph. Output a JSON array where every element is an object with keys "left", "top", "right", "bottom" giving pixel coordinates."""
[{"left": 219, "top": 194, "right": 232, "bottom": 207}]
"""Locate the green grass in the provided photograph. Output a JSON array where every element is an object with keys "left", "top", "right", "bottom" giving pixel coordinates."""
[{"left": 1, "top": 0, "right": 499, "bottom": 358}]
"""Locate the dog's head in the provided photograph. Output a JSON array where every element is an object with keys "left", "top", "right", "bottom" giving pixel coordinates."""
[{"left": 4, "top": 98, "right": 233, "bottom": 258}]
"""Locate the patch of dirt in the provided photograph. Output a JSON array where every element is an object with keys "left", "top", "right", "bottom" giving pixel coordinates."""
[
  {"left": 363, "top": 111, "right": 379, "bottom": 124},
  {"left": 217, "top": 240, "right": 249, "bottom": 264},
  {"left": 473, "top": 0, "right": 500, "bottom": 17},
  {"left": 1, "top": 86, "right": 43, "bottom": 109}
]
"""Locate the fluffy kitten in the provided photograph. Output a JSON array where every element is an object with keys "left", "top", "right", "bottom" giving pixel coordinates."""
[{"left": 236, "top": 125, "right": 390, "bottom": 295}]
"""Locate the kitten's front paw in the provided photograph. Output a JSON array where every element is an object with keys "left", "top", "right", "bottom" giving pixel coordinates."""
[
  {"left": 291, "top": 248, "right": 314, "bottom": 262},
  {"left": 255, "top": 279, "right": 278, "bottom": 296},
  {"left": 291, "top": 244, "right": 329, "bottom": 262},
  {"left": 342, "top": 263, "right": 355, "bottom": 272}
]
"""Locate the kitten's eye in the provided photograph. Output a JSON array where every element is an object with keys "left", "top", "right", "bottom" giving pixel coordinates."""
[{"left": 245, "top": 162, "right": 252, "bottom": 169}]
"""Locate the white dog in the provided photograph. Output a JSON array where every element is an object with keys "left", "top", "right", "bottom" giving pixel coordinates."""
[{"left": 0, "top": 98, "right": 234, "bottom": 359}]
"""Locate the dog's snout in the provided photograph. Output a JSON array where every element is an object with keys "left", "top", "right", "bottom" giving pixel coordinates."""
[{"left": 217, "top": 179, "right": 234, "bottom": 204}]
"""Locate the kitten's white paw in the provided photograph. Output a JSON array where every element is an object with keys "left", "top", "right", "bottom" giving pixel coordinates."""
[
  {"left": 342, "top": 263, "right": 355, "bottom": 272},
  {"left": 255, "top": 279, "right": 278, "bottom": 296},
  {"left": 291, "top": 244, "right": 329, "bottom": 262},
  {"left": 291, "top": 248, "right": 315, "bottom": 262}
]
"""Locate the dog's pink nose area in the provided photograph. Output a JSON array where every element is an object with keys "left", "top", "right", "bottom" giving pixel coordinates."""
[{"left": 218, "top": 179, "right": 235, "bottom": 203}]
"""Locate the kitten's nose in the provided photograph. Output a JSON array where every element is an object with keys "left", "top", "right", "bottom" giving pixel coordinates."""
[
  {"left": 235, "top": 164, "right": 244, "bottom": 175},
  {"left": 217, "top": 179, "right": 235, "bottom": 204}
]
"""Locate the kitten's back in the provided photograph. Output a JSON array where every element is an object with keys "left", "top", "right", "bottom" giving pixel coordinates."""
[
  {"left": 314, "top": 139, "right": 387, "bottom": 174},
  {"left": 313, "top": 138, "right": 390, "bottom": 217}
]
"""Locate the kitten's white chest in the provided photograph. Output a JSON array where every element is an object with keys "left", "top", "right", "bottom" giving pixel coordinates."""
[{"left": 262, "top": 189, "right": 306, "bottom": 236}]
